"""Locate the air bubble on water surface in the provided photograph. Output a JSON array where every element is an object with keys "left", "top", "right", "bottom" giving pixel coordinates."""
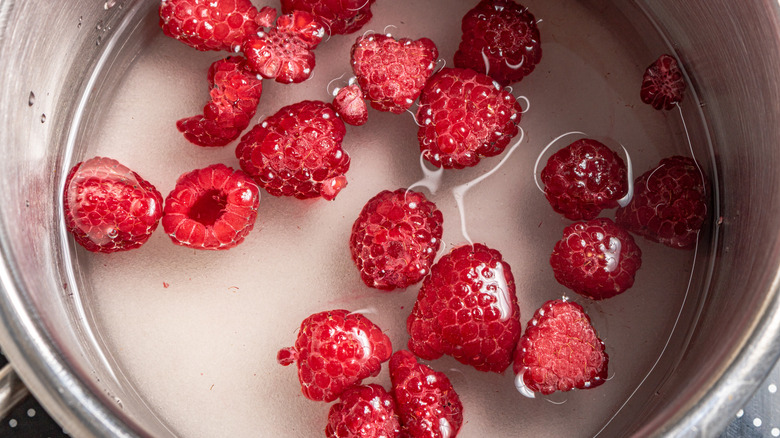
[
  {"left": 40, "top": 113, "right": 46, "bottom": 123},
  {"left": 28, "top": 91, "right": 35, "bottom": 106},
  {"left": 104, "top": 0, "right": 117, "bottom": 10}
]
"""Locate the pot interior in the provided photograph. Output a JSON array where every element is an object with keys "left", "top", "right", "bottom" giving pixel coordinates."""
[{"left": 3, "top": 0, "right": 779, "bottom": 437}]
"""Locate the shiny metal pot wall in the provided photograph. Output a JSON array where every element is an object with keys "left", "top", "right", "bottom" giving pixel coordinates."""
[{"left": 1, "top": 1, "right": 779, "bottom": 437}]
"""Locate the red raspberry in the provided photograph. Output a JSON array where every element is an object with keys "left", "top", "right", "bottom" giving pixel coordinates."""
[
  {"left": 350, "top": 34, "right": 439, "bottom": 114},
  {"left": 161, "top": 164, "right": 260, "bottom": 250},
  {"left": 236, "top": 100, "right": 350, "bottom": 200},
  {"left": 541, "top": 138, "right": 628, "bottom": 221},
  {"left": 281, "top": 0, "right": 375, "bottom": 35},
  {"left": 640, "top": 54, "right": 686, "bottom": 110},
  {"left": 389, "top": 350, "right": 463, "bottom": 438},
  {"left": 177, "top": 56, "right": 263, "bottom": 147},
  {"left": 513, "top": 299, "right": 608, "bottom": 395},
  {"left": 158, "top": 0, "right": 269, "bottom": 52},
  {"left": 416, "top": 68, "right": 523, "bottom": 169},
  {"left": 407, "top": 243, "right": 521, "bottom": 373},
  {"left": 242, "top": 10, "right": 325, "bottom": 84},
  {"left": 277, "top": 309, "right": 393, "bottom": 402},
  {"left": 333, "top": 83, "right": 368, "bottom": 126},
  {"left": 616, "top": 156, "right": 707, "bottom": 249},
  {"left": 453, "top": 0, "right": 542, "bottom": 86},
  {"left": 325, "top": 384, "right": 401, "bottom": 438},
  {"left": 349, "top": 189, "right": 444, "bottom": 291},
  {"left": 550, "top": 218, "right": 642, "bottom": 300},
  {"left": 63, "top": 157, "right": 163, "bottom": 253}
]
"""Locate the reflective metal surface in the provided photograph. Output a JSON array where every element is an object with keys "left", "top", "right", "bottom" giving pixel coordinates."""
[{"left": 0, "top": 0, "right": 778, "bottom": 437}]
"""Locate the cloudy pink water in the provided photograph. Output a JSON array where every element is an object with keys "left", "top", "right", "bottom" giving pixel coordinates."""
[{"left": 72, "top": 0, "right": 707, "bottom": 436}]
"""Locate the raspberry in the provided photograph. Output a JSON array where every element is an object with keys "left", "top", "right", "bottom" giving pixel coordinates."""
[
  {"left": 277, "top": 309, "right": 393, "bottom": 402},
  {"left": 454, "top": 0, "right": 542, "bottom": 86},
  {"left": 236, "top": 100, "right": 350, "bottom": 200},
  {"left": 407, "top": 243, "right": 521, "bottom": 373},
  {"left": 349, "top": 189, "right": 444, "bottom": 291},
  {"left": 540, "top": 138, "right": 628, "bottom": 220},
  {"left": 416, "top": 67, "right": 523, "bottom": 169},
  {"left": 550, "top": 218, "right": 642, "bottom": 300},
  {"left": 326, "top": 384, "right": 401, "bottom": 438},
  {"left": 513, "top": 299, "right": 608, "bottom": 395},
  {"left": 389, "top": 350, "right": 463, "bottom": 438},
  {"left": 616, "top": 156, "right": 707, "bottom": 249},
  {"left": 177, "top": 56, "right": 263, "bottom": 147},
  {"left": 158, "top": 0, "right": 268, "bottom": 52},
  {"left": 350, "top": 33, "right": 439, "bottom": 114},
  {"left": 640, "top": 54, "right": 686, "bottom": 110},
  {"left": 242, "top": 10, "right": 325, "bottom": 84},
  {"left": 333, "top": 83, "right": 368, "bottom": 126},
  {"left": 281, "top": 0, "right": 376, "bottom": 35},
  {"left": 161, "top": 164, "right": 260, "bottom": 250},
  {"left": 63, "top": 157, "right": 163, "bottom": 253}
]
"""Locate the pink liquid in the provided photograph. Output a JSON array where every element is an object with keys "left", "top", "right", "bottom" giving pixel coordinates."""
[{"left": 73, "top": 0, "right": 708, "bottom": 436}]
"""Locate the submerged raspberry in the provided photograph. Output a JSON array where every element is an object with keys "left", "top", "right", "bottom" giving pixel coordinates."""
[
  {"left": 407, "top": 243, "right": 521, "bottom": 373},
  {"left": 541, "top": 138, "right": 628, "bottom": 220},
  {"left": 333, "top": 84, "right": 368, "bottom": 126},
  {"left": 454, "top": 0, "right": 542, "bottom": 86},
  {"left": 350, "top": 33, "right": 439, "bottom": 114},
  {"left": 64, "top": 157, "right": 163, "bottom": 253},
  {"left": 242, "top": 10, "right": 325, "bottom": 84},
  {"left": 513, "top": 299, "right": 608, "bottom": 395},
  {"left": 416, "top": 67, "right": 523, "bottom": 169},
  {"left": 349, "top": 189, "right": 444, "bottom": 290},
  {"left": 389, "top": 350, "right": 463, "bottom": 438},
  {"left": 177, "top": 56, "right": 263, "bottom": 147},
  {"left": 278, "top": 309, "right": 393, "bottom": 402},
  {"left": 326, "top": 384, "right": 401, "bottom": 438},
  {"left": 161, "top": 164, "right": 260, "bottom": 250},
  {"left": 236, "top": 100, "right": 350, "bottom": 200},
  {"left": 281, "top": 0, "right": 376, "bottom": 35},
  {"left": 550, "top": 218, "right": 642, "bottom": 300},
  {"left": 640, "top": 54, "right": 686, "bottom": 110},
  {"left": 159, "top": 0, "right": 266, "bottom": 51},
  {"left": 616, "top": 155, "right": 707, "bottom": 249}
]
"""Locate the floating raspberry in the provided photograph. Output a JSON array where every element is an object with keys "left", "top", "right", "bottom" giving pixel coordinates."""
[
  {"left": 550, "top": 218, "right": 642, "bottom": 300},
  {"left": 350, "top": 189, "right": 444, "bottom": 291},
  {"left": 158, "top": 0, "right": 269, "bottom": 52},
  {"left": 277, "top": 309, "right": 393, "bottom": 402},
  {"left": 513, "top": 299, "right": 608, "bottom": 395},
  {"left": 640, "top": 54, "right": 686, "bottom": 110},
  {"left": 407, "top": 243, "right": 521, "bottom": 373},
  {"left": 417, "top": 67, "right": 523, "bottom": 169},
  {"left": 333, "top": 83, "right": 368, "bottom": 126},
  {"left": 351, "top": 33, "right": 439, "bottom": 114},
  {"left": 236, "top": 100, "right": 350, "bottom": 200},
  {"left": 326, "top": 384, "right": 401, "bottom": 438},
  {"left": 63, "top": 157, "right": 163, "bottom": 253},
  {"left": 281, "top": 0, "right": 376, "bottom": 35},
  {"left": 389, "top": 350, "right": 463, "bottom": 438},
  {"left": 177, "top": 56, "right": 263, "bottom": 147},
  {"left": 616, "top": 156, "right": 707, "bottom": 249},
  {"left": 454, "top": 0, "right": 542, "bottom": 86},
  {"left": 541, "top": 138, "right": 628, "bottom": 220},
  {"left": 242, "top": 10, "right": 325, "bottom": 84},
  {"left": 161, "top": 164, "right": 260, "bottom": 250}
]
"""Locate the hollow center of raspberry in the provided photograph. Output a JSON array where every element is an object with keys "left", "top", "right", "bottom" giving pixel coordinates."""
[{"left": 188, "top": 190, "right": 227, "bottom": 226}]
